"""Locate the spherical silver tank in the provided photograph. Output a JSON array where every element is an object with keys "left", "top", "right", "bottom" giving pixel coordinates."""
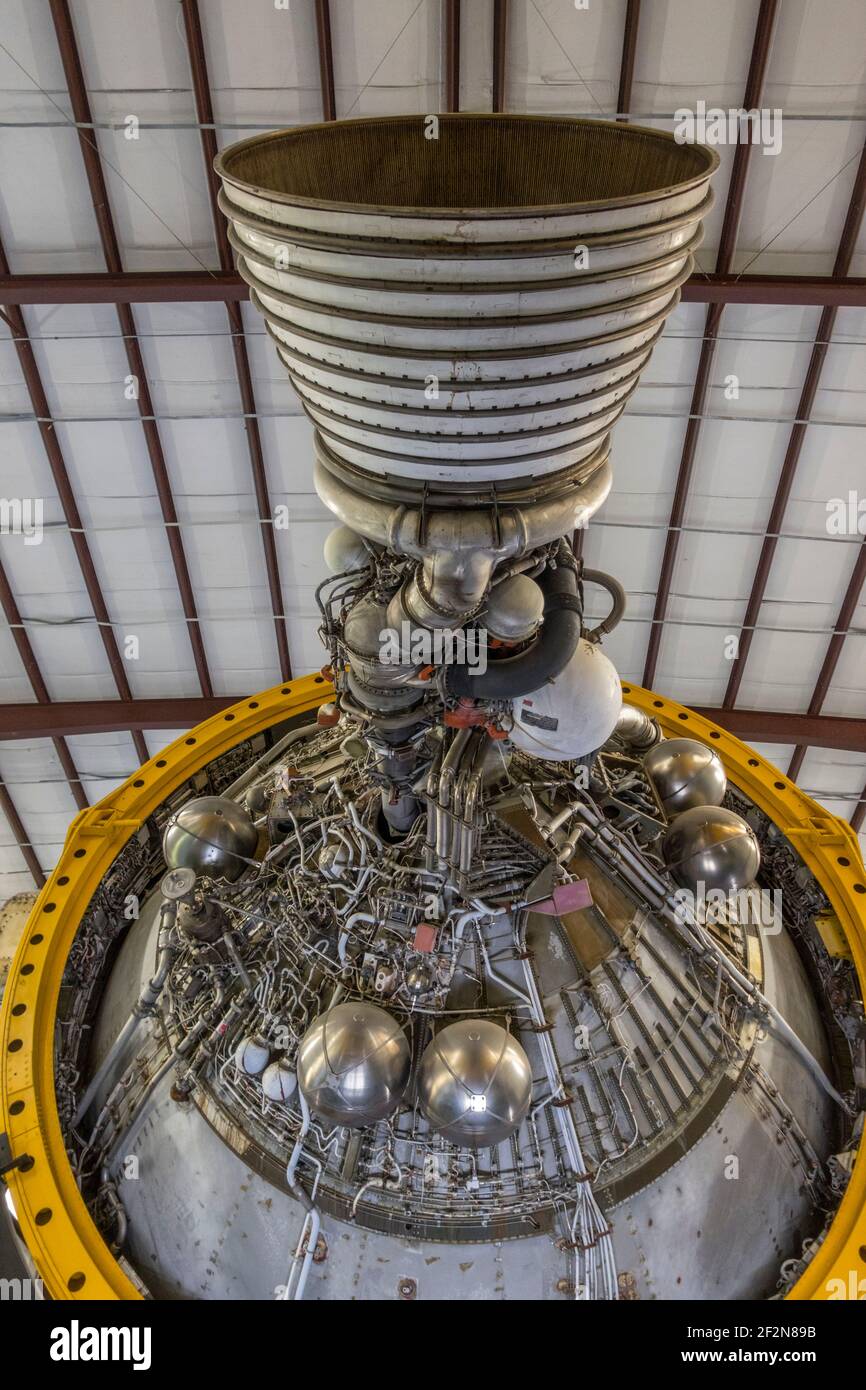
[
  {"left": 323, "top": 524, "right": 371, "bottom": 574},
  {"left": 297, "top": 1001, "right": 411, "bottom": 1127},
  {"left": 484, "top": 574, "right": 545, "bottom": 642},
  {"left": 644, "top": 737, "right": 727, "bottom": 814},
  {"left": 663, "top": 804, "right": 761, "bottom": 893},
  {"left": 418, "top": 1020, "right": 532, "bottom": 1147},
  {"left": 163, "top": 795, "right": 257, "bottom": 882}
]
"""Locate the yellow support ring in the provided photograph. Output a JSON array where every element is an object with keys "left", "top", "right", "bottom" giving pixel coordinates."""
[
  {"left": 0, "top": 674, "right": 330, "bottom": 1299},
  {"left": 621, "top": 683, "right": 866, "bottom": 1301},
  {"left": 0, "top": 674, "right": 863, "bottom": 1300}
]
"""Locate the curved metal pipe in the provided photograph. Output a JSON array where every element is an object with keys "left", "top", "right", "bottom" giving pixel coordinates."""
[
  {"left": 437, "top": 728, "right": 471, "bottom": 861},
  {"left": 613, "top": 704, "right": 660, "bottom": 751},
  {"left": 314, "top": 445, "right": 612, "bottom": 565},
  {"left": 582, "top": 567, "right": 626, "bottom": 642}
]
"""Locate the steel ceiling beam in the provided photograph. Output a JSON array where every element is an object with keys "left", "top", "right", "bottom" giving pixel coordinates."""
[
  {"left": 852, "top": 779, "right": 866, "bottom": 834},
  {"left": 694, "top": 708, "right": 866, "bottom": 754},
  {"left": 0, "top": 779, "right": 44, "bottom": 889},
  {"left": 0, "top": 235, "right": 149, "bottom": 773},
  {"left": 492, "top": 0, "right": 508, "bottom": 113},
  {"left": 679, "top": 275, "right": 866, "bottom": 307},
  {"left": 617, "top": 0, "right": 641, "bottom": 120},
  {"left": 786, "top": 538, "right": 866, "bottom": 781},
  {"left": 0, "top": 271, "right": 241, "bottom": 304},
  {"left": 180, "top": 0, "right": 292, "bottom": 683},
  {"left": 314, "top": 0, "right": 337, "bottom": 122},
  {"left": 49, "top": 0, "right": 213, "bottom": 699},
  {"left": 642, "top": 0, "right": 778, "bottom": 690},
  {"left": 0, "top": 699, "right": 236, "bottom": 737},
  {"left": 722, "top": 136, "right": 866, "bottom": 712},
  {"left": 1, "top": 697, "right": 863, "bottom": 752},
  {"left": 1, "top": 271, "right": 864, "bottom": 309},
  {"left": 444, "top": 0, "right": 461, "bottom": 113}
]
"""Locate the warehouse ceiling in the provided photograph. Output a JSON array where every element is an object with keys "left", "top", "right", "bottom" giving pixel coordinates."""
[{"left": 0, "top": 0, "right": 864, "bottom": 903}]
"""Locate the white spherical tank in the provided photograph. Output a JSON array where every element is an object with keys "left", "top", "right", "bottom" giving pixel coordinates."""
[
  {"left": 234, "top": 1034, "right": 270, "bottom": 1076},
  {"left": 508, "top": 639, "right": 622, "bottom": 761},
  {"left": 261, "top": 1057, "right": 298, "bottom": 1104}
]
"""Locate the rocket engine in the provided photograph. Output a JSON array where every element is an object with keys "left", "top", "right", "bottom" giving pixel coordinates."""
[{"left": 7, "top": 116, "right": 863, "bottom": 1305}]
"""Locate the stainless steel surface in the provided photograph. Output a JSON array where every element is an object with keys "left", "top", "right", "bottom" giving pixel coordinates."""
[
  {"left": 296, "top": 1002, "right": 411, "bottom": 1127},
  {"left": 313, "top": 437, "right": 613, "bottom": 617},
  {"left": 323, "top": 524, "right": 372, "bottom": 574},
  {"left": 484, "top": 573, "right": 544, "bottom": 641},
  {"left": 163, "top": 794, "right": 258, "bottom": 882},
  {"left": 61, "top": 714, "right": 852, "bottom": 1302},
  {"left": 82, "top": 837, "right": 842, "bottom": 1301},
  {"left": 160, "top": 866, "right": 197, "bottom": 901},
  {"left": 613, "top": 703, "right": 660, "bottom": 750},
  {"left": 417, "top": 1020, "right": 532, "bottom": 1147},
  {"left": 662, "top": 804, "right": 761, "bottom": 892},
  {"left": 644, "top": 737, "right": 727, "bottom": 814}
]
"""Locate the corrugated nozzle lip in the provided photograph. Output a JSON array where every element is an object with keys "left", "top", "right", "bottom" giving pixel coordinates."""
[{"left": 214, "top": 113, "right": 719, "bottom": 218}]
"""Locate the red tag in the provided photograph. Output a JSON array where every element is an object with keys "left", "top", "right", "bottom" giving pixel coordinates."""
[
  {"left": 530, "top": 879, "right": 593, "bottom": 916},
  {"left": 413, "top": 922, "right": 438, "bottom": 953}
]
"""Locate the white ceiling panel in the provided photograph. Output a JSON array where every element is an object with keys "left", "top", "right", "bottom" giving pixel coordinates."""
[
  {"left": 330, "top": 0, "right": 442, "bottom": 118},
  {"left": 764, "top": 0, "right": 866, "bottom": 117},
  {"left": 634, "top": 0, "right": 760, "bottom": 115},
  {"left": 202, "top": 0, "right": 323, "bottom": 130},
  {"left": 509, "top": 0, "right": 624, "bottom": 116},
  {"left": 818, "top": 636, "right": 866, "bottom": 718},
  {"left": 734, "top": 118, "right": 866, "bottom": 275},
  {"left": 0, "top": 739, "right": 82, "bottom": 866}
]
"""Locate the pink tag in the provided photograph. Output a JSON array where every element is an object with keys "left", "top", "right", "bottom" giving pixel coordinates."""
[
  {"left": 413, "top": 922, "right": 438, "bottom": 953},
  {"left": 530, "top": 879, "right": 593, "bottom": 916}
]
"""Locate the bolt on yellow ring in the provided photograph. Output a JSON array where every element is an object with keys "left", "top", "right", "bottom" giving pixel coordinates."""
[{"left": 0, "top": 674, "right": 330, "bottom": 1299}]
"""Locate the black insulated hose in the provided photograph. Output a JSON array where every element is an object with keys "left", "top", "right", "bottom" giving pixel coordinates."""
[{"left": 444, "top": 551, "right": 582, "bottom": 701}]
